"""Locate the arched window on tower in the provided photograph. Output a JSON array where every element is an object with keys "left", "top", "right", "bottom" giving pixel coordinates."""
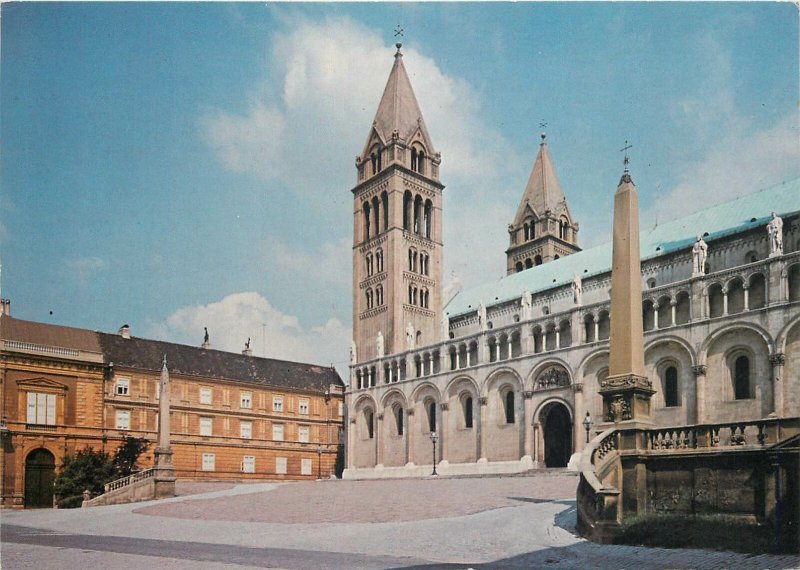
[
  {"left": 381, "top": 191, "right": 389, "bottom": 232},
  {"left": 411, "top": 148, "right": 418, "bottom": 172},
  {"left": 376, "top": 284, "right": 384, "bottom": 306},
  {"left": 371, "top": 153, "right": 378, "bottom": 176},
  {"left": 408, "top": 285, "right": 414, "bottom": 305},
  {"left": 365, "top": 288, "right": 373, "bottom": 310},
  {"left": 515, "top": 262, "right": 524, "bottom": 273},
  {"left": 365, "top": 409, "right": 374, "bottom": 439},
  {"left": 376, "top": 249, "right": 384, "bottom": 273},
  {"left": 424, "top": 200, "right": 432, "bottom": 238},
  {"left": 366, "top": 253, "right": 373, "bottom": 277},
  {"left": 372, "top": 196, "right": 381, "bottom": 235},
  {"left": 525, "top": 258, "right": 533, "bottom": 269},
  {"left": 363, "top": 203, "right": 372, "bottom": 241},
  {"left": 417, "top": 150, "right": 425, "bottom": 175},
  {"left": 523, "top": 223, "right": 530, "bottom": 241},
  {"left": 535, "top": 255, "right": 543, "bottom": 266},
  {"left": 403, "top": 191, "right": 412, "bottom": 230},
  {"left": 413, "top": 195, "right": 422, "bottom": 234}
]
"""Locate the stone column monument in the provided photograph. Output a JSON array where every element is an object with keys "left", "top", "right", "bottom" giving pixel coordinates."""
[
  {"left": 153, "top": 355, "right": 176, "bottom": 498},
  {"left": 600, "top": 162, "right": 654, "bottom": 427}
]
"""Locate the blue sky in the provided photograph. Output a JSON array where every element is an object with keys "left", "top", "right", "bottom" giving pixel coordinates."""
[{"left": 2, "top": 2, "right": 798, "bottom": 374}]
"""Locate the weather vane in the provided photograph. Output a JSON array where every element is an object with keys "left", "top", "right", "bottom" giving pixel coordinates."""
[
  {"left": 620, "top": 140, "right": 633, "bottom": 170},
  {"left": 539, "top": 121, "right": 548, "bottom": 142}
]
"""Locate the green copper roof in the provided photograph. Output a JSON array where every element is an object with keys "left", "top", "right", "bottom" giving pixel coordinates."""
[{"left": 446, "top": 177, "right": 800, "bottom": 318}]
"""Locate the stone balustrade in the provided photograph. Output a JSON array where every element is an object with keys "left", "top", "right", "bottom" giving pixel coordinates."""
[
  {"left": 577, "top": 416, "right": 800, "bottom": 544},
  {"left": 104, "top": 468, "right": 155, "bottom": 493}
]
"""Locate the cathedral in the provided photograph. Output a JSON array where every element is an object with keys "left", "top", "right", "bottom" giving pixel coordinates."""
[{"left": 343, "top": 45, "right": 800, "bottom": 478}]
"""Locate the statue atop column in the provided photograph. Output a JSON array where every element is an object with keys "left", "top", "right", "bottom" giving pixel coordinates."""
[
  {"left": 572, "top": 273, "right": 583, "bottom": 305},
  {"left": 691, "top": 235, "right": 708, "bottom": 276},
  {"left": 376, "top": 331, "right": 385, "bottom": 358},
  {"left": 767, "top": 211, "right": 783, "bottom": 257},
  {"left": 202, "top": 327, "right": 210, "bottom": 349}
]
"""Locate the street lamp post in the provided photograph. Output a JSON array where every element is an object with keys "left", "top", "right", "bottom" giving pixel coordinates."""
[
  {"left": 316, "top": 444, "right": 322, "bottom": 480},
  {"left": 430, "top": 431, "right": 438, "bottom": 476},
  {"left": 583, "top": 412, "right": 593, "bottom": 443}
]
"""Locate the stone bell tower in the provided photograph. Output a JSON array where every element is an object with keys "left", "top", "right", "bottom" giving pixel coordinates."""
[
  {"left": 506, "top": 133, "right": 580, "bottom": 274},
  {"left": 350, "top": 44, "right": 444, "bottom": 364}
]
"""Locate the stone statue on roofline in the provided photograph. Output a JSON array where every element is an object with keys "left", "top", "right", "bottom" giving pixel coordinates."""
[
  {"left": 406, "top": 322, "right": 415, "bottom": 350},
  {"left": 692, "top": 235, "right": 708, "bottom": 277},
  {"left": 572, "top": 273, "right": 583, "bottom": 305},
  {"left": 521, "top": 289, "right": 532, "bottom": 320},
  {"left": 767, "top": 211, "right": 783, "bottom": 257},
  {"left": 376, "top": 331, "right": 385, "bottom": 358},
  {"left": 349, "top": 340, "right": 357, "bottom": 364},
  {"left": 477, "top": 302, "right": 487, "bottom": 331}
]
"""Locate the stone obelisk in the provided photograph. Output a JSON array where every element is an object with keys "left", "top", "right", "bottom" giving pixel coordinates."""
[
  {"left": 153, "top": 355, "right": 176, "bottom": 498},
  {"left": 600, "top": 160, "right": 654, "bottom": 427}
]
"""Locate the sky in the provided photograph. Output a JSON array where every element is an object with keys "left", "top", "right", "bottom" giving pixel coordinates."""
[{"left": 2, "top": 2, "right": 798, "bottom": 377}]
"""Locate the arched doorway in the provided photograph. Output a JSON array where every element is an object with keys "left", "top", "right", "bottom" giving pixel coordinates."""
[
  {"left": 25, "top": 448, "right": 55, "bottom": 508},
  {"left": 541, "top": 403, "right": 572, "bottom": 468}
]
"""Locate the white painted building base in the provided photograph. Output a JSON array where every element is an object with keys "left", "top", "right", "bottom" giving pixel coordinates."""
[{"left": 342, "top": 457, "right": 537, "bottom": 480}]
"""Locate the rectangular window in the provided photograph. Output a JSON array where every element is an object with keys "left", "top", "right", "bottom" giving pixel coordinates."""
[
  {"left": 240, "top": 420, "right": 252, "bottom": 439},
  {"left": 301, "top": 458, "right": 312, "bottom": 476},
  {"left": 26, "top": 392, "right": 56, "bottom": 425},
  {"left": 242, "top": 455, "right": 255, "bottom": 473},
  {"left": 115, "top": 378, "right": 129, "bottom": 396},
  {"left": 299, "top": 399, "right": 309, "bottom": 415},
  {"left": 273, "top": 396, "right": 283, "bottom": 412},
  {"left": 240, "top": 391, "right": 252, "bottom": 409},
  {"left": 202, "top": 453, "right": 215, "bottom": 471},
  {"left": 338, "top": 402, "right": 344, "bottom": 417},
  {"left": 199, "top": 416, "right": 213, "bottom": 436},
  {"left": 199, "top": 387, "right": 212, "bottom": 405},
  {"left": 272, "top": 423, "right": 284, "bottom": 441},
  {"left": 116, "top": 409, "right": 130, "bottom": 430},
  {"left": 298, "top": 425, "right": 310, "bottom": 443},
  {"left": 275, "top": 457, "right": 287, "bottom": 475},
  {"left": 156, "top": 381, "right": 161, "bottom": 400}
]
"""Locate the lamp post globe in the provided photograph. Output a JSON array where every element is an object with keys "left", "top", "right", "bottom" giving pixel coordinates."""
[{"left": 583, "top": 412, "right": 593, "bottom": 443}]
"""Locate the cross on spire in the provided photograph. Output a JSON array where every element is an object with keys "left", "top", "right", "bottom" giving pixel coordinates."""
[
  {"left": 620, "top": 140, "right": 633, "bottom": 172},
  {"left": 539, "top": 121, "right": 548, "bottom": 142},
  {"left": 394, "top": 25, "right": 404, "bottom": 54}
]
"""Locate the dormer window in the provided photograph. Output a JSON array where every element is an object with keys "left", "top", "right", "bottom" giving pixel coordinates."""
[
  {"left": 411, "top": 146, "right": 426, "bottom": 174},
  {"left": 370, "top": 149, "right": 382, "bottom": 175}
]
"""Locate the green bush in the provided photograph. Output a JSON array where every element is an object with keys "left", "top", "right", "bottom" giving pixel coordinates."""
[
  {"left": 53, "top": 448, "right": 115, "bottom": 508},
  {"left": 112, "top": 436, "right": 149, "bottom": 477}
]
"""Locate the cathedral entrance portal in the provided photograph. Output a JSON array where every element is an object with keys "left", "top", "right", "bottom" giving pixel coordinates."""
[
  {"left": 24, "top": 448, "right": 55, "bottom": 508},
  {"left": 541, "top": 403, "right": 572, "bottom": 468}
]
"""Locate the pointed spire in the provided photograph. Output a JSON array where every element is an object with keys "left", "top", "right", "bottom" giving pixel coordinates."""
[
  {"left": 368, "top": 45, "right": 435, "bottom": 153},
  {"left": 513, "top": 137, "right": 568, "bottom": 223}
]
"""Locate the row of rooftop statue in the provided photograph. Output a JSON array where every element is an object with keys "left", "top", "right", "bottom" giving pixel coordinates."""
[
  {"left": 349, "top": 211, "right": 785, "bottom": 365},
  {"left": 691, "top": 210, "right": 783, "bottom": 276}
]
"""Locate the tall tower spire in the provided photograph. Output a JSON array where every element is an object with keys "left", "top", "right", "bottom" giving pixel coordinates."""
[
  {"left": 350, "top": 46, "right": 444, "bottom": 365},
  {"left": 505, "top": 133, "right": 580, "bottom": 274}
]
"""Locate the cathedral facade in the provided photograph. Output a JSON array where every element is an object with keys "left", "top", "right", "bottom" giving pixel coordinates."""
[{"left": 343, "top": 47, "right": 800, "bottom": 478}]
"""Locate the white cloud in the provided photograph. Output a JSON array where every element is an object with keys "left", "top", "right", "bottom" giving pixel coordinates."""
[
  {"left": 264, "top": 234, "right": 351, "bottom": 289},
  {"left": 147, "top": 292, "right": 351, "bottom": 379},
  {"left": 64, "top": 256, "right": 106, "bottom": 283}
]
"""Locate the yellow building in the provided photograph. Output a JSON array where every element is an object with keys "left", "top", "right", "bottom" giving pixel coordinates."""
[{"left": 0, "top": 309, "right": 345, "bottom": 509}]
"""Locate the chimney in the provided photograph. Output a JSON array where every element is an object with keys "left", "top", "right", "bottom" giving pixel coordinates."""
[
  {"left": 0, "top": 299, "right": 9, "bottom": 316},
  {"left": 118, "top": 324, "right": 130, "bottom": 339}
]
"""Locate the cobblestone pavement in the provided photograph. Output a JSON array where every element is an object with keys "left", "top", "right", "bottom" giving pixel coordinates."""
[{"left": 2, "top": 474, "right": 798, "bottom": 570}]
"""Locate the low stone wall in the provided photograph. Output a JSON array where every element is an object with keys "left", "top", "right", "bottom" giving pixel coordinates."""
[
  {"left": 577, "top": 417, "right": 800, "bottom": 544},
  {"left": 343, "top": 456, "right": 536, "bottom": 479},
  {"left": 83, "top": 475, "right": 155, "bottom": 507}
]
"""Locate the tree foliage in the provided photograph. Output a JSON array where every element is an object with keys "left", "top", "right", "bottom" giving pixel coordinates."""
[
  {"left": 53, "top": 436, "right": 150, "bottom": 508},
  {"left": 112, "top": 436, "right": 149, "bottom": 477},
  {"left": 53, "top": 448, "right": 115, "bottom": 508}
]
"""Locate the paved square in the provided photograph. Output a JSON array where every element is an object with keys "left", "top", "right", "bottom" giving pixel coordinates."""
[{"left": 2, "top": 475, "right": 798, "bottom": 569}]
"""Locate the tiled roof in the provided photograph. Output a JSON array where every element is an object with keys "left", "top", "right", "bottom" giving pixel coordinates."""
[
  {"left": 446, "top": 177, "right": 800, "bottom": 317},
  {"left": 98, "top": 333, "right": 343, "bottom": 392},
  {"left": 0, "top": 316, "right": 102, "bottom": 353},
  {"left": 0, "top": 315, "right": 343, "bottom": 393}
]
